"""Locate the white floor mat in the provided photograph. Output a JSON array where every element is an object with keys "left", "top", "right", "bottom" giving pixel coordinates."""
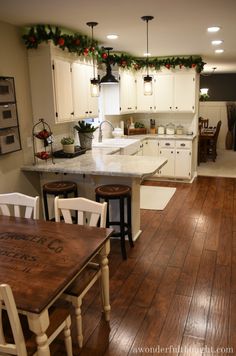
[{"left": 140, "top": 186, "right": 176, "bottom": 210}]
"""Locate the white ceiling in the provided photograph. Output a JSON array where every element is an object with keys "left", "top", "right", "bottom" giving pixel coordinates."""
[{"left": 1, "top": 0, "right": 236, "bottom": 73}]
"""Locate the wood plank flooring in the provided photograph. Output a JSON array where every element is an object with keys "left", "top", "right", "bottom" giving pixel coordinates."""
[{"left": 52, "top": 176, "right": 236, "bottom": 355}]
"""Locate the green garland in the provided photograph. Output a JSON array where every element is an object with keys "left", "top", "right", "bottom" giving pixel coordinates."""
[{"left": 22, "top": 25, "right": 205, "bottom": 73}]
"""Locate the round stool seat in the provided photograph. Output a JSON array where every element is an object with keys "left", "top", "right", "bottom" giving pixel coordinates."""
[
  {"left": 43, "top": 181, "right": 78, "bottom": 221},
  {"left": 95, "top": 184, "right": 131, "bottom": 198},
  {"left": 43, "top": 181, "right": 77, "bottom": 194}
]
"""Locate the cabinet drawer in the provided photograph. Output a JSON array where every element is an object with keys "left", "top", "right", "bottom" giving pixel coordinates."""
[
  {"left": 176, "top": 140, "right": 191, "bottom": 149},
  {"left": 159, "top": 140, "right": 175, "bottom": 148}
]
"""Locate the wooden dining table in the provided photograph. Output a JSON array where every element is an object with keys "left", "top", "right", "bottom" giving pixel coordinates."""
[{"left": 0, "top": 215, "right": 113, "bottom": 355}]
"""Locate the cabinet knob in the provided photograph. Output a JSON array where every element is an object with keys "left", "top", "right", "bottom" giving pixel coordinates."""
[
  {"left": 175, "top": 107, "right": 178, "bottom": 109},
  {"left": 89, "top": 111, "right": 92, "bottom": 113},
  {"left": 71, "top": 112, "right": 74, "bottom": 115},
  {"left": 169, "top": 106, "right": 172, "bottom": 109},
  {"left": 85, "top": 111, "right": 89, "bottom": 114},
  {"left": 177, "top": 151, "right": 179, "bottom": 154}
]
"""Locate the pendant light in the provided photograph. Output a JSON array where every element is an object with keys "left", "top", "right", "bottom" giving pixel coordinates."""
[
  {"left": 100, "top": 47, "right": 119, "bottom": 84},
  {"left": 141, "top": 16, "right": 154, "bottom": 95},
  {"left": 86, "top": 21, "right": 100, "bottom": 97}
]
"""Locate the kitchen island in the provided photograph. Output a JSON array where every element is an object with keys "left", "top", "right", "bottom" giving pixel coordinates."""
[{"left": 22, "top": 147, "right": 167, "bottom": 240}]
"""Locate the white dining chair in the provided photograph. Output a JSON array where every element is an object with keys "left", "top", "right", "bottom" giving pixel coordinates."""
[
  {"left": 0, "top": 192, "right": 39, "bottom": 219},
  {"left": 0, "top": 283, "right": 73, "bottom": 356},
  {"left": 54, "top": 196, "right": 108, "bottom": 348}
]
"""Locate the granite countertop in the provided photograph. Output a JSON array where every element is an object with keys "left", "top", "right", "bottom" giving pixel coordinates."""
[{"left": 22, "top": 147, "right": 167, "bottom": 179}]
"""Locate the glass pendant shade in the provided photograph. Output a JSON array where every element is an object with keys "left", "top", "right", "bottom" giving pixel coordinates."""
[
  {"left": 144, "top": 75, "right": 153, "bottom": 96},
  {"left": 141, "top": 16, "right": 154, "bottom": 95},
  {"left": 90, "top": 78, "right": 100, "bottom": 97}
]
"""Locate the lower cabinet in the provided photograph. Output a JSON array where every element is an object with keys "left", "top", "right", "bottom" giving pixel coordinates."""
[{"left": 142, "top": 138, "right": 192, "bottom": 179}]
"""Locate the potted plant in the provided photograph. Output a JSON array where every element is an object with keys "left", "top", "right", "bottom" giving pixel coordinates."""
[
  {"left": 74, "top": 121, "right": 97, "bottom": 150},
  {"left": 61, "top": 137, "right": 75, "bottom": 153}
]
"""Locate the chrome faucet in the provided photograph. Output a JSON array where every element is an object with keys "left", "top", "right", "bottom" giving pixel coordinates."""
[{"left": 98, "top": 120, "right": 114, "bottom": 142}]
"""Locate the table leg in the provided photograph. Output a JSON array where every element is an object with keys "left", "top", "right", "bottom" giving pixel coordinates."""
[
  {"left": 27, "top": 309, "right": 50, "bottom": 356},
  {"left": 99, "top": 240, "right": 111, "bottom": 321}
]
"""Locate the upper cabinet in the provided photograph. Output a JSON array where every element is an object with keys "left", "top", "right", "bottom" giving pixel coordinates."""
[
  {"left": 72, "top": 62, "right": 99, "bottom": 119},
  {"left": 155, "top": 72, "right": 196, "bottom": 113},
  {"left": 53, "top": 58, "right": 74, "bottom": 122},
  {"left": 28, "top": 43, "right": 99, "bottom": 124},
  {"left": 119, "top": 70, "right": 137, "bottom": 113}
]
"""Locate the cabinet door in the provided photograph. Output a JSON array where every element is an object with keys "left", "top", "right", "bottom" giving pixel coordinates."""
[
  {"left": 72, "top": 62, "right": 98, "bottom": 119},
  {"left": 136, "top": 72, "right": 155, "bottom": 112},
  {"left": 174, "top": 74, "right": 195, "bottom": 112},
  {"left": 175, "top": 149, "right": 192, "bottom": 178},
  {"left": 159, "top": 148, "right": 175, "bottom": 177},
  {"left": 119, "top": 70, "right": 136, "bottom": 113},
  {"left": 155, "top": 75, "right": 174, "bottom": 112},
  {"left": 142, "top": 139, "right": 158, "bottom": 155},
  {"left": 53, "top": 59, "right": 74, "bottom": 122}
]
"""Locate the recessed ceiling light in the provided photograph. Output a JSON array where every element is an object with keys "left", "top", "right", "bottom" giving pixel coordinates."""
[
  {"left": 207, "top": 26, "right": 221, "bottom": 32},
  {"left": 144, "top": 52, "right": 151, "bottom": 57},
  {"left": 106, "top": 34, "right": 118, "bottom": 40},
  {"left": 215, "top": 49, "right": 224, "bottom": 53},
  {"left": 211, "top": 40, "right": 223, "bottom": 45}
]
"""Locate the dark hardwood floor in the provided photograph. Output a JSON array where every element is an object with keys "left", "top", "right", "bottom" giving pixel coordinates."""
[{"left": 53, "top": 176, "right": 236, "bottom": 355}]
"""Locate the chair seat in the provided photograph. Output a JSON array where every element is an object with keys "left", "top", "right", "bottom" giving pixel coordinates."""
[{"left": 2, "top": 300, "right": 72, "bottom": 355}]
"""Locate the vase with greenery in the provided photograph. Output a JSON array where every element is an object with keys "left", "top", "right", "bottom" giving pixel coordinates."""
[
  {"left": 74, "top": 121, "right": 97, "bottom": 150},
  {"left": 61, "top": 137, "right": 75, "bottom": 153}
]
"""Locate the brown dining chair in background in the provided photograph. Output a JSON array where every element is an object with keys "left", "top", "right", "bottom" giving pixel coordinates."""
[
  {"left": 206, "top": 120, "right": 222, "bottom": 161},
  {"left": 0, "top": 283, "right": 73, "bottom": 356},
  {"left": 0, "top": 192, "right": 39, "bottom": 219},
  {"left": 54, "top": 196, "right": 108, "bottom": 348}
]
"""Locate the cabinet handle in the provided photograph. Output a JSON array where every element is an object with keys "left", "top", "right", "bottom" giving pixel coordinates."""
[
  {"left": 89, "top": 111, "right": 92, "bottom": 113},
  {"left": 175, "top": 107, "right": 178, "bottom": 109},
  {"left": 177, "top": 151, "right": 179, "bottom": 154},
  {"left": 127, "top": 107, "right": 132, "bottom": 110},
  {"left": 192, "top": 106, "right": 195, "bottom": 110},
  {"left": 71, "top": 112, "right": 74, "bottom": 115},
  {"left": 165, "top": 143, "right": 170, "bottom": 146},
  {"left": 150, "top": 106, "right": 152, "bottom": 109},
  {"left": 180, "top": 143, "right": 185, "bottom": 147}
]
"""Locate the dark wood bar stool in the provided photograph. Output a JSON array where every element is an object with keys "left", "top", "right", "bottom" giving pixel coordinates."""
[
  {"left": 43, "top": 181, "right": 78, "bottom": 220},
  {"left": 95, "top": 184, "right": 134, "bottom": 259}
]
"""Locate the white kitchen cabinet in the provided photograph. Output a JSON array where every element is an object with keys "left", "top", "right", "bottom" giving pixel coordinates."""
[
  {"left": 175, "top": 140, "right": 192, "bottom": 179},
  {"left": 158, "top": 140, "right": 175, "bottom": 177},
  {"left": 155, "top": 72, "right": 196, "bottom": 113},
  {"left": 119, "top": 70, "right": 137, "bottom": 113},
  {"left": 72, "top": 62, "right": 99, "bottom": 119},
  {"left": 142, "top": 139, "right": 158, "bottom": 156},
  {"left": 53, "top": 58, "right": 74, "bottom": 122},
  {"left": 28, "top": 44, "right": 75, "bottom": 124}
]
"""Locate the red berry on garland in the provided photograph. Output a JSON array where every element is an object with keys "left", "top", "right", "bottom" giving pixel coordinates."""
[
  {"left": 29, "top": 36, "right": 36, "bottom": 43},
  {"left": 58, "top": 37, "right": 65, "bottom": 46},
  {"left": 121, "top": 60, "right": 127, "bottom": 67},
  {"left": 179, "top": 64, "right": 183, "bottom": 69},
  {"left": 83, "top": 47, "right": 89, "bottom": 56},
  {"left": 102, "top": 53, "right": 108, "bottom": 59},
  {"left": 165, "top": 64, "right": 171, "bottom": 69},
  {"left": 74, "top": 38, "right": 80, "bottom": 46},
  {"left": 191, "top": 63, "right": 196, "bottom": 68},
  {"left": 90, "top": 46, "right": 95, "bottom": 52}
]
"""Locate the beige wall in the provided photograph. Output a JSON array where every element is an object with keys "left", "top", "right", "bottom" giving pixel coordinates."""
[{"left": 0, "top": 21, "right": 40, "bottom": 195}]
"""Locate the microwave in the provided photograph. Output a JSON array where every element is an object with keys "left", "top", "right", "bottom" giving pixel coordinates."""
[
  {"left": 0, "top": 77, "right": 15, "bottom": 103},
  {"left": 0, "top": 103, "right": 17, "bottom": 129}
]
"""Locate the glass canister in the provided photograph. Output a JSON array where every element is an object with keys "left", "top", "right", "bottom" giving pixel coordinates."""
[
  {"left": 176, "top": 125, "right": 184, "bottom": 135},
  {"left": 166, "top": 123, "right": 175, "bottom": 135}
]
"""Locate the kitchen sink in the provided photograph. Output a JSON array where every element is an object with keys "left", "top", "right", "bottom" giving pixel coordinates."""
[{"left": 92, "top": 138, "right": 140, "bottom": 155}]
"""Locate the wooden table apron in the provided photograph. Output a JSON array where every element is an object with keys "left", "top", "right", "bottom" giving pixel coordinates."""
[{"left": 0, "top": 215, "right": 112, "bottom": 355}]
